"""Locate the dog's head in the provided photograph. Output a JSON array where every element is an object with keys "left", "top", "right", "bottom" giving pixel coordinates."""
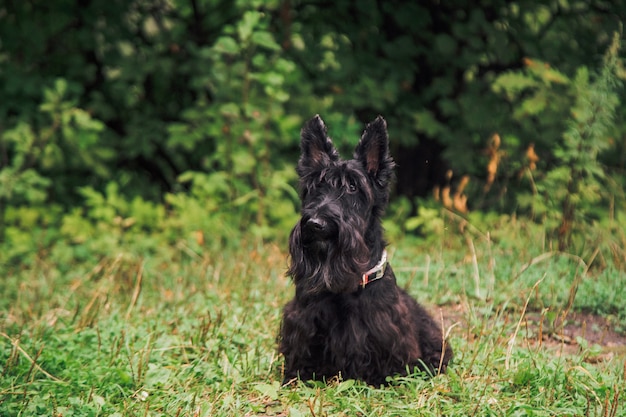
[{"left": 288, "top": 115, "right": 395, "bottom": 295}]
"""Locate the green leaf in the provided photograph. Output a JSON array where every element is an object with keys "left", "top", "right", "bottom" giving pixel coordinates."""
[
  {"left": 251, "top": 31, "right": 280, "bottom": 51},
  {"left": 518, "top": 93, "right": 547, "bottom": 116},
  {"left": 334, "top": 379, "right": 355, "bottom": 393},
  {"left": 238, "top": 11, "right": 261, "bottom": 42},
  {"left": 413, "top": 110, "right": 448, "bottom": 137},
  {"left": 232, "top": 150, "right": 256, "bottom": 175},
  {"left": 144, "top": 364, "right": 172, "bottom": 388},
  {"left": 492, "top": 72, "right": 539, "bottom": 98},
  {"left": 214, "top": 36, "right": 240, "bottom": 55},
  {"left": 253, "top": 382, "right": 280, "bottom": 401},
  {"left": 219, "top": 102, "right": 241, "bottom": 118},
  {"left": 434, "top": 33, "right": 456, "bottom": 56}
]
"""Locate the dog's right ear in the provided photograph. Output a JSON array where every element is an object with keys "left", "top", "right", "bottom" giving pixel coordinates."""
[{"left": 298, "top": 115, "right": 339, "bottom": 174}]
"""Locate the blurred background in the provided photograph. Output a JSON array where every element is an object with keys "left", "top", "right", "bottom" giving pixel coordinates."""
[{"left": 1, "top": 0, "right": 625, "bottom": 261}]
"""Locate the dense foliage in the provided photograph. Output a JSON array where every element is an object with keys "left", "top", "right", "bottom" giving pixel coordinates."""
[{"left": 1, "top": 0, "right": 625, "bottom": 262}]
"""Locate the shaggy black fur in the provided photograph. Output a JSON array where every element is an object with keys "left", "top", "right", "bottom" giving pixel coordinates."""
[{"left": 278, "top": 115, "right": 453, "bottom": 386}]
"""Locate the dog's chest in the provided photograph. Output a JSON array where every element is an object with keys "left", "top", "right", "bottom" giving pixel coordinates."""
[{"left": 313, "top": 293, "right": 400, "bottom": 345}]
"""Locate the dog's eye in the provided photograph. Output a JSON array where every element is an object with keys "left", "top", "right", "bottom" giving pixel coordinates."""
[{"left": 347, "top": 180, "right": 357, "bottom": 193}]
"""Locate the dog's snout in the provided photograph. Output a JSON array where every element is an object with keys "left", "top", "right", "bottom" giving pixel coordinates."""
[
  {"left": 302, "top": 216, "right": 334, "bottom": 242},
  {"left": 306, "top": 217, "right": 326, "bottom": 232},
  {"left": 304, "top": 217, "right": 328, "bottom": 235}
]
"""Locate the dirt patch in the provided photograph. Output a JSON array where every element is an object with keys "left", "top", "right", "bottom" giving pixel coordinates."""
[{"left": 440, "top": 304, "right": 626, "bottom": 361}]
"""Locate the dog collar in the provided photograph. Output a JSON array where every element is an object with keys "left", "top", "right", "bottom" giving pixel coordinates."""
[{"left": 361, "top": 250, "right": 387, "bottom": 288}]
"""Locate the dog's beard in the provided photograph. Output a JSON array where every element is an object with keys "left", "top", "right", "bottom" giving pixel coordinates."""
[{"left": 289, "top": 217, "right": 370, "bottom": 295}]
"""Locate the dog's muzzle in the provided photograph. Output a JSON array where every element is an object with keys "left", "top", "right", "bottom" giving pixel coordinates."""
[{"left": 301, "top": 216, "right": 336, "bottom": 242}]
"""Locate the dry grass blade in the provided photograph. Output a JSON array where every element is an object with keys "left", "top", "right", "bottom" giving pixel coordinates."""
[
  {"left": 0, "top": 332, "right": 66, "bottom": 383},
  {"left": 505, "top": 276, "right": 545, "bottom": 370},
  {"left": 126, "top": 261, "right": 145, "bottom": 320},
  {"left": 513, "top": 251, "right": 587, "bottom": 281}
]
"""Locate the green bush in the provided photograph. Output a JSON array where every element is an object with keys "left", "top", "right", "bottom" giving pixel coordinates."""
[
  {"left": 1, "top": 2, "right": 625, "bottom": 263},
  {"left": 494, "top": 33, "right": 624, "bottom": 250}
]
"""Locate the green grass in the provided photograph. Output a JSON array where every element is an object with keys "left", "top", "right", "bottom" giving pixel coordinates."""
[{"left": 1, "top": 224, "right": 625, "bottom": 416}]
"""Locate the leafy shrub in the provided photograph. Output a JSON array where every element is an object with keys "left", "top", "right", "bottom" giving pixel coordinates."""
[
  {"left": 501, "top": 34, "right": 623, "bottom": 250},
  {"left": 1, "top": 2, "right": 625, "bottom": 267}
]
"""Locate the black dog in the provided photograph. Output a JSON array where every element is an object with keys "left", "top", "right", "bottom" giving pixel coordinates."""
[{"left": 278, "top": 115, "right": 452, "bottom": 386}]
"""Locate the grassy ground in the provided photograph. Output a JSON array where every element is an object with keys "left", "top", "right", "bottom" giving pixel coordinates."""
[{"left": 1, "top": 222, "right": 625, "bottom": 416}]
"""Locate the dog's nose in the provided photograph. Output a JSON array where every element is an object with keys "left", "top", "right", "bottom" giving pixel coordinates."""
[{"left": 305, "top": 217, "right": 326, "bottom": 232}]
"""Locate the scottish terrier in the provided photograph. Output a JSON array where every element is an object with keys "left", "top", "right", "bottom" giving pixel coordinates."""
[{"left": 278, "top": 115, "right": 453, "bottom": 386}]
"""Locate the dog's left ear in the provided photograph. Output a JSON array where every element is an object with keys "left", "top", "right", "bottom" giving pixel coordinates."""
[{"left": 354, "top": 116, "right": 395, "bottom": 185}]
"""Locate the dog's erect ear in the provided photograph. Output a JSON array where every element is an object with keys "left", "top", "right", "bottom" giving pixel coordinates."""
[
  {"left": 354, "top": 116, "right": 395, "bottom": 184},
  {"left": 298, "top": 115, "right": 339, "bottom": 174}
]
